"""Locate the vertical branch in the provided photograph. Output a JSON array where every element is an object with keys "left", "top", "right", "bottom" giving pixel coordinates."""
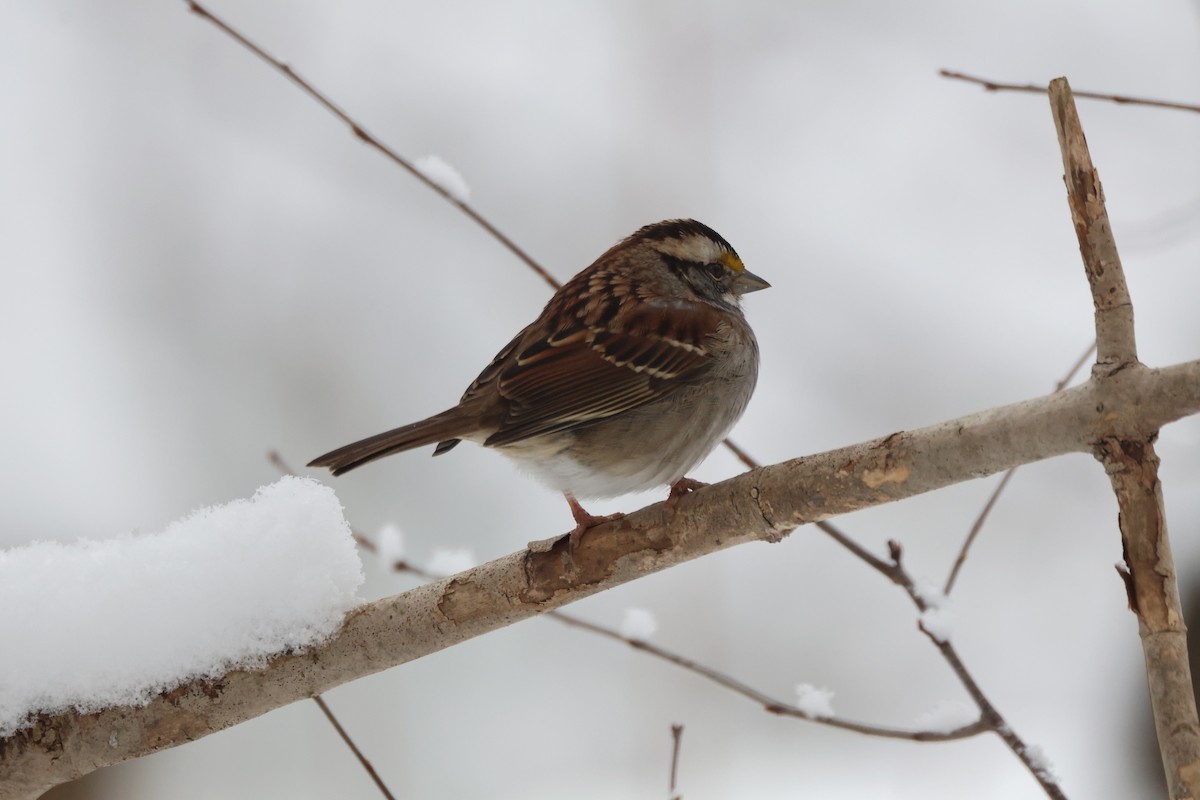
[
  {"left": 668, "top": 724, "right": 684, "bottom": 800},
  {"left": 1048, "top": 79, "right": 1136, "bottom": 370},
  {"left": 1100, "top": 437, "right": 1198, "bottom": 798},
  {"left": 1048, "top": 77, "right": 1200, "bottom": 798}
]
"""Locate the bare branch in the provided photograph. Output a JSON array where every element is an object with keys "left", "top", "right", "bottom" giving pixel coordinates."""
[
  {"left": 184, "top": 0, "right": 557, "bottom": 291},
  {"left": 943, "top": 340, "right": 1096, "bottom": 594},
  {"left": 1097, "top": 437, "right": 1197, "bottom": 797},
  {"left": 1055, "top": 342, "right": 1098, "bottom": 392},
  {"left": 816, "top": 528, "right": 1066, "bottom": 794},
  {"left": 1049, "top": 80, "right": 1137, "bottom": 369},
  {"left": 1049, "top": 77, "right": 1200, "bottom": 798},
  {"left": 312, "top": 696, "right": 396, "bottom": 800},
  {"left": 942, "top": 469, "right": 1016, "bottom": 595},
  {"left": 940, "top": 69, "right": 1200, "bottom": 114},
  {"left": 669, "top": 724, "right": 683, "bottom": 799},
  {"left": 720, "top": 437, "right": 761, "bottom": 471},
  {"left": 5, "top": 359, "right": 1198, "bottom": 797},
  {"left": 549, "top": 610, "right": 982, "bottom": 742},
  {"left": 889, "top": 545, "right": 1066, "bottom": 798}
]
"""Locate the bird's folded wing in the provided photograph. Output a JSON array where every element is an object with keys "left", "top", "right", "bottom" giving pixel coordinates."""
[{"left": 484, "top": 299, "right": 721, "bottom": 446}]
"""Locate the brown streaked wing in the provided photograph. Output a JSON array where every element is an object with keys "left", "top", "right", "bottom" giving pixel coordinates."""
[
  {"left": 454, "top": 328, "right": 526, "bottom": 406},
  {"left": 484, "top": 298, "right": 722, "bottom": 446}
]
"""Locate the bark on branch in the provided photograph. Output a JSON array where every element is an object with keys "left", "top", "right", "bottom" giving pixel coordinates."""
[
  {"left": 2, "top": 358, "right": 1199, "bottom": 798},
  {"left": 1049, "top": 76, "right": 1200, "bottom": 798}
]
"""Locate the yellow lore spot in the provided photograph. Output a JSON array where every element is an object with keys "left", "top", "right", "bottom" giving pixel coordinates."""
[{"left": 720, "top": 252, "right": 745, "bottom": 273}]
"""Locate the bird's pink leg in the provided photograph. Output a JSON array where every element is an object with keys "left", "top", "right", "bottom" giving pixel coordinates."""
[{"left": 563, "top": 492, "right": 624, "bottom": 548}]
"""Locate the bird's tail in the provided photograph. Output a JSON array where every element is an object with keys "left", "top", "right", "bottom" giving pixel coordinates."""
[{"left": 308, "top": 409, "right": 471, "bottom": 476}]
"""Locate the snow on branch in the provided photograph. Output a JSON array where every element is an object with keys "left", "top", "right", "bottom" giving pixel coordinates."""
[{"left": 0, "top": 478, "right": 363, "bottom": 740}]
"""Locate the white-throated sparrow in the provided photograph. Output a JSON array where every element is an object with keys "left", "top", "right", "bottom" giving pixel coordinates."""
[{"left": 309, "top": 219, "right": 768, "bottom": 539}]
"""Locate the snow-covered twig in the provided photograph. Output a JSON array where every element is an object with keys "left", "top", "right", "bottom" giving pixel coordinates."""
[
  {"left": 885, "top": 541, "right": 1065, "bottom": 798},
  {"left": 544, "top": 605, "right": 984, "bottom": 742}
]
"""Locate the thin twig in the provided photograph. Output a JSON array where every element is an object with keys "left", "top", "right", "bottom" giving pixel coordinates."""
[
  {"left": 184, "top": 0, "right": 557, "bottom": 291},
  {"left": 721, "top": 437, "right": 762, "bottom": 471},
  {"left": 942, "top": 340, "right": 1096, "bottom": 594},
  {"left": 312, "top": 695, "right": 397, "bottom": 800},
  {"left": 940, "top": 69, "right": 1200, "bottom": 114},
  {"left": 887, "top": 543, "right": 1067, "bottom": 798},
  {"left": 942, "top": 469, "right": 1015, "bottom": 595},
  {"left": 547, "top": 607, "right": 984, "bottom": 742},
  {"left": 669, "top": 724, "right": 684, "bottom": 799},
  {"left": 1055, "top": 342, "right": 1098, "bottom": 392}
]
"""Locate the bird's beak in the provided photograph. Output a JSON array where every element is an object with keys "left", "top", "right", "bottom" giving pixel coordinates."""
[{"left": 733, "top": 269, "right": 771, "bottom": 295}]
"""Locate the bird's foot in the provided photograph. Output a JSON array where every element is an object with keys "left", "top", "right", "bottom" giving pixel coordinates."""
[
  {"left": 563, "top": 492, "right": 624, "bottom": 550},
  {"left": 665, "top": 477, "right": 708, "bottom": 512}
]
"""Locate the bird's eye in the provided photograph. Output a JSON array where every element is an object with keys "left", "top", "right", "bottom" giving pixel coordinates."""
[{"left": 704, "top": 262, "right": 726, "bottom": 281}]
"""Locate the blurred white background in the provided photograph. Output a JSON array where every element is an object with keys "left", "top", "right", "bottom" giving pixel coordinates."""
[{"left": 4, "top": 1, "right": 1200, "bottom": 798}]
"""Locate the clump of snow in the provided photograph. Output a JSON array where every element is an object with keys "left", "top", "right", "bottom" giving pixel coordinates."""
[
  {"left": 619, "top": 608, "right": 658, "bottom": 641},
  {"left": 1024, "top": 743, "right": 1060, "bottom": 782},
  {"left": 414, "top": 155, "right": 471, "bottom": 203},
  {"left": 0, "top": 476, "right": 363, "bottom": 736},
  {"left": 919, "top": 607, "right": 955, "bottom": 643},
  {"left": 427, "top": 547, "right": 475, "bottom": 575},
  {"left": 794, "top": 683, "right": 836, "bottom": 719},
  {"left": 376, "top": 523, "right": 405, "bottom": 567},
  {"left": 916, "top": 700, "right": 977, "bottom": 733},
  {"left": 913, "top": 582, "right": 947, "bottom": 609}
]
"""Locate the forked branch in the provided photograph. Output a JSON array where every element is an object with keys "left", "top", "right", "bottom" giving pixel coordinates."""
[{"left": 1049, "top": 77, "right": 1200, "bottom": 798}]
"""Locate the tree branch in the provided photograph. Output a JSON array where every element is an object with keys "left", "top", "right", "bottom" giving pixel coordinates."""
[
  {"left": 336, "top": 506, "right": 998, "bottom": 744},
  {"left": 943, "top": 340, "right": 1096, "bottom": 594},
  {"left": 1049, "top": 82, "right": 1136, "bottom": 369},
  {"left": 668, "top": 724, "right": 683, "bottom": 800},
  {"left": 940, "top": 69, "right": 1200, "bottom": 114},
  {"left": 311, "top": 696, "right": 395, "bottom": 800},
  {"left": 1048, "top": 77, "right": 1200, "bottom": 799},
  {"left": 550, "top": 609, "right": 984, "bottom": 742},
  {"left": 886, "top": 542, "right": 1066, "bottom": 798},
  {"left": 183, "top": 0, "right": 558, "bottom": 291},
  {"left": 3, "top": 358, "right": 1198, "bottom": 798}
]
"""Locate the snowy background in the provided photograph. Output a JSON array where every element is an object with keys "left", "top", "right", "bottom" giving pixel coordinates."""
[{"left": 5, "top": 1, "right": 1200, "bottom": 798}]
